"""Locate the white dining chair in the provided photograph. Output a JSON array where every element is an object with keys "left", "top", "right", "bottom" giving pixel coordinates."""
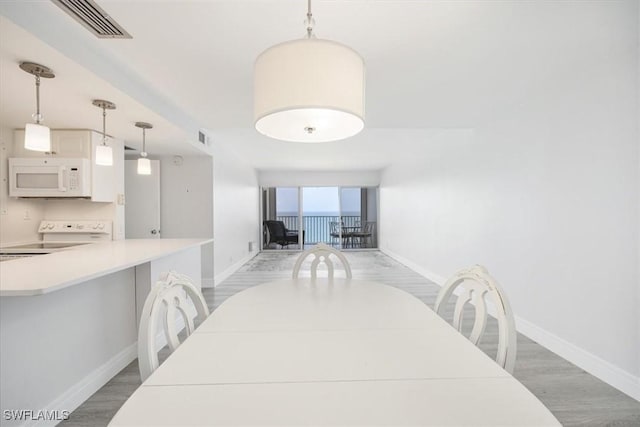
[
  {"left": 292, "top": 243, "right": 353, "bottom": 279},
  {"left": 138, "top": 271, "right": 210, "bottom": 382},
  {"left": 434, "top": 265, "right": 517, "bottom": 373}
]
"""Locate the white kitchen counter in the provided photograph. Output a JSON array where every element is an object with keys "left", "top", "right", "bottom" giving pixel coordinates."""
[
  {"left": 1, "top": 237, "right": 212, "bottom": 424},
  {"left": 0, "top": 238, "right": 212, "bottom": 296}
]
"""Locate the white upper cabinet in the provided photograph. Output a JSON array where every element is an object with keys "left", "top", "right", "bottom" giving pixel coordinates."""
[
  {"left": 52, "top": 130, "right": 92, "bottom": 157},
  {"left": 14, "top": 129, "right": 92, "bottom": 158}
]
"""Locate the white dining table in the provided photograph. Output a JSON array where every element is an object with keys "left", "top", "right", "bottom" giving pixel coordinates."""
[{"left": 109, "top": 278, "right": 561, "bottom": 426}]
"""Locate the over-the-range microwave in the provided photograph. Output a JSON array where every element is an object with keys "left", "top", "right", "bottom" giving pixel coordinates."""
[{"left": 9, "top": 157, "right": 91, "bottom": 198}]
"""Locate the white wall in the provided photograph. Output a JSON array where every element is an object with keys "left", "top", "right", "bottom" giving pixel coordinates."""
[
  {"left": 213, "top": 145, "right": 259, "bottom": 285},
  {"left": 259, "top": 170, "right": 381, "bottom": 188},
  {"left": 636, "top": 0, "right": 640, "bottom": 387},
  {"left": 125, "top": 149, "right": 257, "bottom": 287},
  {"left": 379, "top": 3, "right": 639, "bottom": 399},
  {"left": 0, "top": 127, "right": 45, "bottom": 245},
  {"left": 159, "top": 155, "right": 214, "bottom": 284}
]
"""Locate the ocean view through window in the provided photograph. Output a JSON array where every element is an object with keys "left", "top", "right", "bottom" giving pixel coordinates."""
[{"left": 262, "top": 186, "right": 378, "bottom": 250}]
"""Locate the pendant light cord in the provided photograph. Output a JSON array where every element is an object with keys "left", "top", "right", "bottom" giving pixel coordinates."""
[
  {"left": 141, "top": 128, "right": 147, "bottom": 156},
  {"left": 34, "top": 75, "right": 41, "bottom": 124},
  {"left": 102, "top": 107, "right": 107, "bottom": 146},
  {"left": 306, "top": 0, "right": 314, "bottom": 38}
]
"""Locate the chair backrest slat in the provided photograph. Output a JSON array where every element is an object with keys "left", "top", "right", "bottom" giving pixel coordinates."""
[
  {"left": 364, "top": 221, "right": 375, "bottom": 233},
  {"left": 292, "top": 243, "right": 352, "bottom": 279},
  {"left": 138, "top": 271, "right": 210, "bottom": 382},
  {"left": 434, "top": 265, "right": 517, "bottom": 373}
]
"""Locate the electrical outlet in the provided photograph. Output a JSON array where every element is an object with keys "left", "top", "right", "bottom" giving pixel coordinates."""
[
  {"left": 23, "top": 209, "right": 30, "bottom": 220},
  {"left": 117, "top": 193, "right": 125, "bottom": 205},
  {"left": 1, "top": 207, "right": 7, "bottom": 216}
]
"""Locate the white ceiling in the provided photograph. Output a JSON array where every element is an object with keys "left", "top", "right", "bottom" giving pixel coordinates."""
[{"left": 0, "top": 0, "right": 615, "bottom": 169}]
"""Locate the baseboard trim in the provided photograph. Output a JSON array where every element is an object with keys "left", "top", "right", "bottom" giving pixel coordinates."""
[
  {"left": 22, "top": 343, "right": 138, "bottom": 427},
  {"left": 515, "top": 316, "right": 640, "bottom": 401},
  {"left": 214, "top": 251, "right": 259, "bottom": 287},
  {"left": 379, "top": 246, "right": 447, "bottom": 284},
  {"left": 18, "top": 315, "right": 196, "bottom": 427},
  {"left": 379, "top": 247, "right": 640, "bottom": 402}
]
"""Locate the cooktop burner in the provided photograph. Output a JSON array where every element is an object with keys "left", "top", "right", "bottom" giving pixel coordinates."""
[
  {"left": 0, "top": 242, "right": 91, "bottom": 256},
  {"left": 1, "top": 221, "right": 112, "bottom": 259},
  {"left": 4, "top": 243, "right": 89, "bottom": 250}
]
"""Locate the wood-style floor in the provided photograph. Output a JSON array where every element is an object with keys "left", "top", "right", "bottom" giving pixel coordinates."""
[{"left": 61, "top": 251, "right": 640, "bottom": 427}]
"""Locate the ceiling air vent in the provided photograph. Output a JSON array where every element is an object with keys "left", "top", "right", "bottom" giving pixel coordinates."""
[{"left": 51, "top": 0, "right": 132, "bottom": 39}]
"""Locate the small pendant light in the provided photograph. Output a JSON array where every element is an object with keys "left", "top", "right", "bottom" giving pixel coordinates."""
[
  {"left": 92, "top": 100, "right": 116, "bottom": 166},
  {"left": 20, "top": 62, "right": 55, "bottom": 152},
  {"left": 135, "top": 122, "right": 153, "bottom": 175}
]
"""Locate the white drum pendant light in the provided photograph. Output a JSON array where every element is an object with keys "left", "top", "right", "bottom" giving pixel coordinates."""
[
  {"left": 135, "top": 122, "right": 153, "bottom": 175},
  {"left": 93, "top": 100, "right": 116, "bottom": 166},
  {"left": 254, "top": 0, "right": 365, "bottom": 143},
  {"left": 20, "top": 62, "right": 55, "bottom": 152}
]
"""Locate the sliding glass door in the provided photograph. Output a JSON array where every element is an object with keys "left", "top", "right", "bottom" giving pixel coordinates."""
[
  {"left": 339, "top": 187, "right": 359, "bottom": 249},
  {"left": 261, "top": 187, "right": 302, "bottom": 250},
  {"left": 302, "top": 187, "right": 340, "bottom": 248},
  {"left": 340, "top": 187, "right": 377, "bottom": 249},
  {"left": 261, "top": 186, "right": 378, "bottom": 250}
]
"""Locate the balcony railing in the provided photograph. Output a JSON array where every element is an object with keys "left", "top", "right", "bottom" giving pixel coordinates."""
[{"left": 277, "top": 215, "right": 361, "bottom": 244}]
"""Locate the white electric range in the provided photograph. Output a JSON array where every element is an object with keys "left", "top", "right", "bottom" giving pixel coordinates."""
[{"left": 0, "top": 220, "right": 112, "bottom": 261}]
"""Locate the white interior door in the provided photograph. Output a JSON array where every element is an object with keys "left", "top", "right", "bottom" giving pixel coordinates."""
[{"left": 125, "top": 160, "right": 161, "bottom": 239}]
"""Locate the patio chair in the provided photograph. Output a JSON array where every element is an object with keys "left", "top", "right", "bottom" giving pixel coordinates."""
[
  {"left": 352, "top": 221, "right": 375, "bottom": 248},
  {"left": 264, "top": 220, "right": 300, "bottom": 248},
  {"left": 329, "top": 221, "right": 341, "bottom": 247}
]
